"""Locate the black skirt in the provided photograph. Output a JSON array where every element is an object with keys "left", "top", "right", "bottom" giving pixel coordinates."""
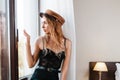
[{"left": 30, "top": 68, "right": 59, "bottom": 80}]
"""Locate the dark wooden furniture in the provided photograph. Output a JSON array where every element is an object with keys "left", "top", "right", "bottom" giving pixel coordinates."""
[{"left": 89, "top": 62, "right": 120, "bottom": 80}]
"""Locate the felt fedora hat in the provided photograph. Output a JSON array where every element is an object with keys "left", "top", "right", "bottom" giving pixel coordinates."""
[{"left": 40, "top": 9, "right": 65, "bottom": 25}]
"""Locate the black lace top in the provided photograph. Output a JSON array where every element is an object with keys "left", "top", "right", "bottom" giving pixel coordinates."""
[{"left": 38, "top": 48, "right": 65, "bottom": 69}]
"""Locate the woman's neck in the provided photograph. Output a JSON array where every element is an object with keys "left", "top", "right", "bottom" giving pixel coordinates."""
[{"left": 45, "top": 34, "right": 54, "bottom": 40}]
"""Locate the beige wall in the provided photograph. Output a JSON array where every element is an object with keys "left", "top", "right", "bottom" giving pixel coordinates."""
[{"left": 73, "top": 0, "right": 120, "bottom": 80}]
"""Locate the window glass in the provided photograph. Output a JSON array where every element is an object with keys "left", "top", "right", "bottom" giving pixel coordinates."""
[
  {"left": 15, "top": 0, "right": 39, "bottom": 78},
  {"left": 0, "top": 0, "right": 10, "bottom": 79}
]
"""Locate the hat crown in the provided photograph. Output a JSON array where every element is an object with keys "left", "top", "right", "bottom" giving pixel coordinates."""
[{"left": 41, "top": 9, "right": 65, "bottom": 25}]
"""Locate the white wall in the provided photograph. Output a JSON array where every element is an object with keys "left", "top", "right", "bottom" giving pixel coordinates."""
[{"left": 73, "top": 0, "right": 120, "bottom": 80}]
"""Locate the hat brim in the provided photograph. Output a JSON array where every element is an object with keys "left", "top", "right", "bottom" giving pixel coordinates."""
[
  {"left": 39, "top": 12, "right": 57, "bottom": 21},
  {"left": 39, "top": 9, "right": 65, "bottom": 25}
]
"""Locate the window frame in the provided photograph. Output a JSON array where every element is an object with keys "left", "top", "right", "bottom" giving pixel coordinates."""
[
  {"left": 9, "top": 0, "right": 41, "bottom": 80},
  {"left": 9, "top": 0, "right": 18, "bottom": 80}
]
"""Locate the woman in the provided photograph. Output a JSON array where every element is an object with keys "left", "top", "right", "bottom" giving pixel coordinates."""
[{"left": 24, "top": 9, "right": 71, "bottom": 80}]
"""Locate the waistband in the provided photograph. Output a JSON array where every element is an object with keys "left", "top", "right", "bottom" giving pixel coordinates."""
[{"left": 36, "top": 66, "right": 61, "bottom": 73}]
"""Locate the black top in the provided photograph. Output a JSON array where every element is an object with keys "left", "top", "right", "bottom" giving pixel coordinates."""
[
  {"left": 38, "top": 48, "right": 65, "bottom": 69},
  {"left": 38, "top": 39, "right": 66, "bottom": 69}
]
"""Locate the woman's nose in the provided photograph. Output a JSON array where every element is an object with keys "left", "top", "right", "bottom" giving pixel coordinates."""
[
  {"left": 42, "top": 25, "right": 45, "bottom": 28},
  {"left": 41, "top": 23, "right": 44, "bottom": 28}
]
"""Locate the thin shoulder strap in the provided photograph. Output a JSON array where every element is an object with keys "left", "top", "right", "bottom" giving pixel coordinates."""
[
  {"left": 64, "top": 38, "right": 66, "bottom": 49},
  {"left": 42, "top": 37, "right": 44, "bottom": 49}
]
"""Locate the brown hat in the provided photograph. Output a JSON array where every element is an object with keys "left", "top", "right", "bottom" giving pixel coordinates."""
[{"left": 40, "top": 9, "right": 65, "bottom": 25}]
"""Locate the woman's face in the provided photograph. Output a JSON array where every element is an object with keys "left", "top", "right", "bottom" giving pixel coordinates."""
[{"left": 41, "top": 16, "right": 51, "bottom": 34}]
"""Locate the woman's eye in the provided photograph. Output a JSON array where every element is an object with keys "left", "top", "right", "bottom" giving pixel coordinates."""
[{"left": 41, "top": 21, "right": 47, "bottom": 24}]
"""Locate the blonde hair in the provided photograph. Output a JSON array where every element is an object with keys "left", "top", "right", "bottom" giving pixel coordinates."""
[{"left": 45, "top": 17, "right": 64, "bottom": 46}]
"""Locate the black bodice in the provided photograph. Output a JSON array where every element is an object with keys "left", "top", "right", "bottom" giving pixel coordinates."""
[{"left": 38, "top": 48, "right": 65, "bottom": 69}]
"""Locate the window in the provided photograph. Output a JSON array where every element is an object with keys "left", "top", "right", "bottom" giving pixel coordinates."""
[
  {"left": 0, "top": 0, "right": 11, "bottom": 79},
  {"left": 0, "top": 0, "right": 40, "bottom": 79},
  {"left": 15, "top": 0, "right": 40, "bottom": 79}
]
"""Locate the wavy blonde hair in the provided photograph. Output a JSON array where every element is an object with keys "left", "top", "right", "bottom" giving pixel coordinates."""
[{"left": 45, "top": 17, "right": 65, "bottom": 46}]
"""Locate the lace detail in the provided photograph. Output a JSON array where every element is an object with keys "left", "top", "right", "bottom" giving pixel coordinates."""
[{"left": 38, "top": 48, "right": 65, "bottom": 69}]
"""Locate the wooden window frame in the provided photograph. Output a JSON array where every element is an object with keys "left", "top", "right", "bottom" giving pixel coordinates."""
[
  {"left": 9, "top": 0, "right": 40, "bottom": 80},
  {"left": 9, "top": 0, "right": 18, "bottom": 80}
]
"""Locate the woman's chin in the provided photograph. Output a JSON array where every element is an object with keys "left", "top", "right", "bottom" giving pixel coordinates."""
[{"left": 44, "top": 32, "right": 49, "bottom": 34}]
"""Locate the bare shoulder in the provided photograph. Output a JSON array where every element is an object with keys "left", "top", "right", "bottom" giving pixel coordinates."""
[
  {"left": 34, "top": 36, "right": 45, "bottom": 49},
  {"left": 34, "top": 36, "right": 41, "bottom": 44},
  {"left": 65, "top": 38, "right": 72, "bottom": 49},
  {"left": 35, "top": 36, "right": 44, "bottom": 42},
  {"left": 66, "top": 38, "right": 72, "bottom": 45}
]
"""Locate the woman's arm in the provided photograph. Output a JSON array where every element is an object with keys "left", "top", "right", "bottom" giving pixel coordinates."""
[
  {"left": 23, "top": 30, "right": 40, "bottom": 68},
  {"left": 61, "top": 39, "right": 72, "bottom": 80}
]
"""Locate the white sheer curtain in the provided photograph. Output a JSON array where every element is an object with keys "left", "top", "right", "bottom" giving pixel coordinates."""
[
  {"left": 16, "top": 0, "right": 39, "bottom": 77},
  {"left": 40, "top": 0, "right": 76, "bottom": 80}
]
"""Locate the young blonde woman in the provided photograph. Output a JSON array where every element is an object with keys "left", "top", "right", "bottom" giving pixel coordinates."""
[{"left": 24, "top": 9, "right": 71, "bottom": 80}]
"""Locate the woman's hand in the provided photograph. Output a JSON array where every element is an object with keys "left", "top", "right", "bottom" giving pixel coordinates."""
[
  {"left": 23, "top": 30, "right": 30, "bottom": 42},
  {"left": 23, "top": 30, "right": 30, "bottom": 39}
]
